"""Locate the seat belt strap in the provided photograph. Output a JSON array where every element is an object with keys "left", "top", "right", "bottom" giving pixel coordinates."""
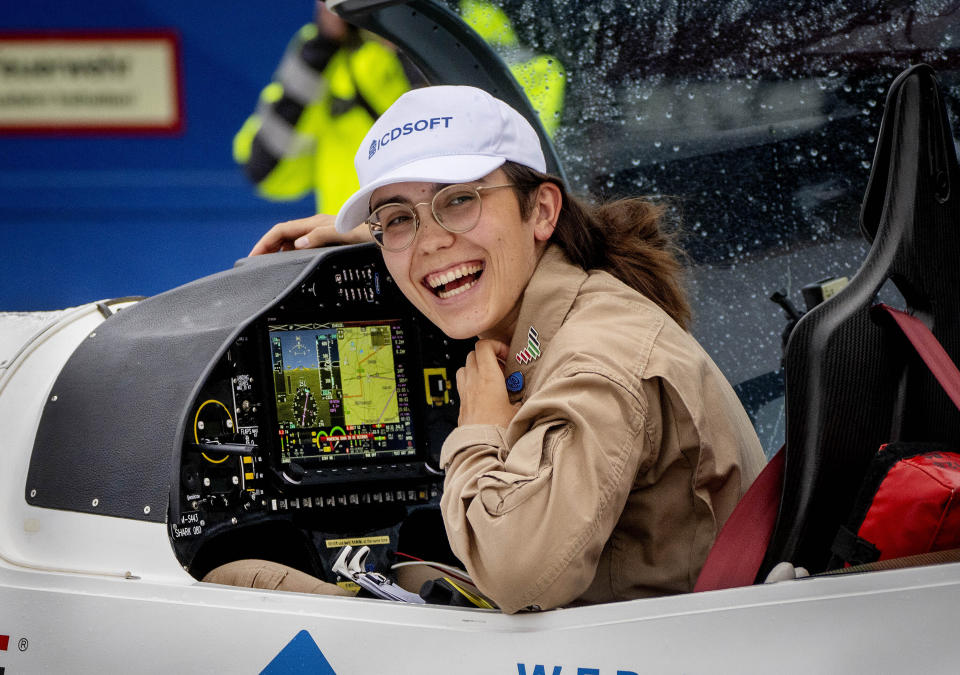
[
  {"left": 693, "top": 445, "right": 785, "bottom": 592},
  {"left": 877, "top": 304, "right": 960, "bottom": 411}
]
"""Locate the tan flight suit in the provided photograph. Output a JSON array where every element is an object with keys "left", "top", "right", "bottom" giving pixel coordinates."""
[{"left": 441, "top": 245, "right": 767, "bottom": 614}]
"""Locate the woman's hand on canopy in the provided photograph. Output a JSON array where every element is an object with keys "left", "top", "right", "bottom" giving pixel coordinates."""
[
  {"left": 248, "top": 213, "right": 372, "bottom": 256},
  {"left": 456, "top": 339, "right": 520, "bottom": 428}
]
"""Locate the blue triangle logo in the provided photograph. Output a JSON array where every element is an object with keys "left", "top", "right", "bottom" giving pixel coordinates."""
[{"left": 260, "top": 630, "right": 337, "bottom": 675}]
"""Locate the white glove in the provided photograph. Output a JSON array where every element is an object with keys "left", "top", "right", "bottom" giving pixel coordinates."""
[{"left": 763, "top": 561, "right": 810, "bottom": 583}]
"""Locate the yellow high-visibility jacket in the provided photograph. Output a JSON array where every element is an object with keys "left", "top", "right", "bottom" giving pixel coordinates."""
[
  {"left": 235, "top": 4, "right": 565, "bottom": 213},
  {"left": 459, "top": 0, "right": 565, "bottom": 136},
  {"left": 233, "top": 25, "right": 411, "bottom": 214}
]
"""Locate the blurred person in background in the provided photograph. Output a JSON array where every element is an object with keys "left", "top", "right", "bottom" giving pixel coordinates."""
[{"left": 233, "top": 3, "right": 417, "bottom": 219}]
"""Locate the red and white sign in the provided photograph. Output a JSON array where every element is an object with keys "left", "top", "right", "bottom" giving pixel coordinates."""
[{"left": 0, "top": 30, "right": 183, "bottom": 134}]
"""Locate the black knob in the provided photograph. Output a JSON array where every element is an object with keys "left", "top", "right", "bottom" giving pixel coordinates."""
[{"left": 283, "top": 462, "right": 306, "bottom": 483}]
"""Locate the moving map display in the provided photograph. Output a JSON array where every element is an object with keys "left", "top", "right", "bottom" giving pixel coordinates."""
[{"left": 268, "top": 320, "right": 414, "bottom": 465}]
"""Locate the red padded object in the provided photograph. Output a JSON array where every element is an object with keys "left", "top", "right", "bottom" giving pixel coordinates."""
[{"left": 856, "top": 447, "right": 960, "bottom": 560}]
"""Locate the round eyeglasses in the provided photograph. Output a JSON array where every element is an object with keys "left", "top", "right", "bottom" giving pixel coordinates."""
[{"left": 365, "top": 183, "right": 515, "bottom": 252}]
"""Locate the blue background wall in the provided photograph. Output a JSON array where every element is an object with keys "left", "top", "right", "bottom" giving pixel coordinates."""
[{"left": 1, "top": 1, "right": 316, "bottom": 310}]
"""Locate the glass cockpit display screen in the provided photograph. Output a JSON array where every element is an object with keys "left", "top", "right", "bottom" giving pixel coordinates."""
[{"left": 268, "top": 320, "right": 415, "bottom": 466}]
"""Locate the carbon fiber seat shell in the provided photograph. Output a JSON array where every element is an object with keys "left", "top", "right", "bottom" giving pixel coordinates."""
[{"left": 761, "top": 64, "right": 960, "bottom": 576}]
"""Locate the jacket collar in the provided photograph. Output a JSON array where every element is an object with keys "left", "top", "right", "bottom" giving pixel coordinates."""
[{"left": 505, "top": 244, "right": 588, "bottom": 400}]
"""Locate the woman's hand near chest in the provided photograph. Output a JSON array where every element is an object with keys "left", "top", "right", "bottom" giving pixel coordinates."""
[{"left": 456, "top": 339, "right": 521, "bottom": 428}]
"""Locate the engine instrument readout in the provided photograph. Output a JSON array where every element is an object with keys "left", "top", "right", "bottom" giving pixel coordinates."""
[{"left": 268, "top": 320, "right": 415, "bottom": 466}]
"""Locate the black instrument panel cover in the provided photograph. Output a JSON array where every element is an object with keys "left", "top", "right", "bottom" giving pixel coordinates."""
[{"left": 25, "top": 247, "right": 342, "bottom": 523}]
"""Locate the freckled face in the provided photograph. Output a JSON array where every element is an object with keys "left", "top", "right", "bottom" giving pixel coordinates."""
[{"left": 374, "top": 169, "right": 543, "bottom": 342}]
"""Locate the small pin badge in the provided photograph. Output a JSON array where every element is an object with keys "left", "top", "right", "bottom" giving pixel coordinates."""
[
  {"left": 515, "top": 326, "right": 541, "bottom": 365},
  {"left": 506, "top": 371, "right": 524, "bottom": 393}
]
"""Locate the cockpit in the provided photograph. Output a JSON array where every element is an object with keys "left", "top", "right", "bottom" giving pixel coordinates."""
[
  {"left": 21, "top": 244, "right": 473, "bottom": 588},
  {"left": 175, "top": 249, "right": 469, "bottom": 583}
]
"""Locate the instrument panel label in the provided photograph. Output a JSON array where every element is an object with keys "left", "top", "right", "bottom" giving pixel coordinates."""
[{"left": 171, "top": 513, "right": 203, "bottom": 539}]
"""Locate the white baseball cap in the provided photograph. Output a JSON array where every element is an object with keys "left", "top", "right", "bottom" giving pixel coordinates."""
[{"left": 334, "top": 85, "right": 547, "bottom": 233}]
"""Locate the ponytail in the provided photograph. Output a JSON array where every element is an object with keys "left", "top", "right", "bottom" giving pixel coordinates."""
[{"left": 502, "top": 162, "right": 691, "bottom": 330}]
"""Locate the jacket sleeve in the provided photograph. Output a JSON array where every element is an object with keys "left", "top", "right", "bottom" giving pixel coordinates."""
[
  {"left": 439, "top": 364, "right": 653, "bottom": 613},
  {"left": 232, "top": 25, "right": 339, "bottom": 199}
]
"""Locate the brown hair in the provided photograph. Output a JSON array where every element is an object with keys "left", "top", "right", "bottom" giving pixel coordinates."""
[{"left": 501, "top": 162, "right": 691, "bottom": 330}]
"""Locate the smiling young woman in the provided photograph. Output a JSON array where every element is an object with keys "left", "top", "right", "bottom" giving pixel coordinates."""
[
  {"left": 230, "top": 85, "right": 766, "bottom": 613},
  {"left": 325, "top": 85, "right": 767, "bottom": 613}
]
